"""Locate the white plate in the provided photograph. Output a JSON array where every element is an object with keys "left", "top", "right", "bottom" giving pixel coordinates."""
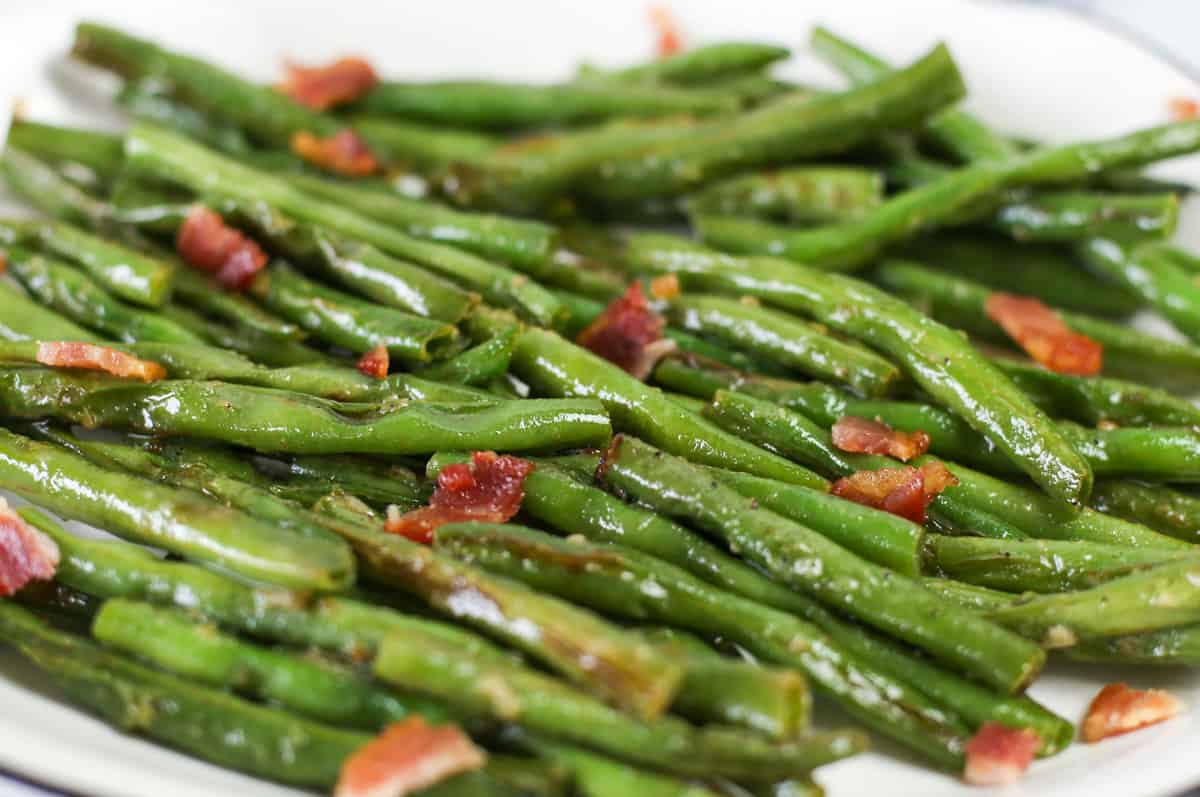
[{"left": 3, "top": 0, "right": 1200, "bottom": 795}]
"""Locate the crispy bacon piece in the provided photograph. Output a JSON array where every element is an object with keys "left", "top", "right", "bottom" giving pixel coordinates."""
[
  {"left": 577, "top": 282, "right": 676, "bottom": 379},
  {"left": 649, "top": 4, "right": 684, "bottom": 57},
  {"left": 1082, "top": 683, "right": 1181, "bottom": 743},
  {"left": 962, "top": 722, "right": 1039, "bottom": 786},
  {"left": 385, "top": 451, "right": 534, "bottom": 544},
  {"left": 291, "top": 129, "right": 378, "bottom": 177},
  {"left": 984, "top": 292, "right": 1102, "bottom": 376},
  {"left": 648, "top": 274, "right": 680, "bottom": 300},
  {"left": 357, "top": 345, "right": 390, "bottom": 380},
  {"left": 335, "top": 717, "right": 485, "bottom": 797},
  {"left": 0, "top": 498, "right": 59, "bottom": 598},
  {"left": 279, "top": 57, "right": 379, "bottom": 111},
  {"left": 1170, "top": 97, "right": 1199, "bottom": 121},
  {"left": 832, "top": 416, "right": 930, "bottom": 462},
  {"left": 176, "top": 206, "right": 269, "bottom": 290},
  {"left": 831, "top": 461, "right": 958, "bottom": 525},
  {"left": 36, "top": 342, "right": 166, "bottom": 382}
]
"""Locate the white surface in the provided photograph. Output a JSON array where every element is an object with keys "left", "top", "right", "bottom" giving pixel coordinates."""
[{"left": 3, "top": 0, "right": 1200, "bottom": 795}]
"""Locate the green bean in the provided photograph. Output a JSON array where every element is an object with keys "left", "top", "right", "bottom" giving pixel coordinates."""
[
  {"left": 4, "top": 248, "right": 202, "bottom": 344},
  {"left": 0, "top": 147, "right": 112, "bottom": 230},
  {"left": 0, "top": 427, "right": 354, "bottom": 590},
  {"left": 374, "top": 627, "right": 867, "bottom": 781},
  {"left": 352, "top": 116, "right": 498, "bottom": 171},
  {"left": 1055, "top": 422, "right": 1200, "bottom": 482},
  {"left": 357, "top": 80, "right": 737, "bottom": 128},
  {"left": 991, "top": 191, "right": 1178, "bottom": 242},
  {"left": 599, "top": 435, "right": 1046, "bottom": 693},
  {"left": 926, "top": 535, "right": 1193, "bottom": 593},
  {"left": 633, "top": 628, "right": 810, "bottom": 739},
  {"left": 1091, "top": 481, "right": 1200, "bottom": 544},
  {"left": 0, "top": 280, "right": 102, "bottom": 343},
  {"left": 417, "top": 329, "right": 516, "bottom": 386},
  {"left": 0, "top": 219, "right": 173, "bottom": 307},
  {"left": 624, "top": 234, "right": 1093, "bottom": 505},
  {"left": 247, "top": 263, "right": 461, "bottom": 361},
  {"left": 114, "top": 178, "right": 482, "bottom": 324},
  {"left": 874, "top": 257, "right": 1200, "bottom": 391},
  {"left": 510, "top": 327, "right": 823, "bottom": 485},
  {"left": 1068, "top": 625, "right": 1200, "bottom": 666},
  {"left": 436, "top": 523, "right": 982, "bottom": 770},
  {"left": 286, "top": 172, "right": 558, "bottom": 269},
  {"left": 687, "top": 167, "right": 885, "bottom": 223},
  {"left": 697, "top": 120, "right": 1200, "bottom": 268},
  {"left": 0, "top": 367, "right": 612, "bottom": 455},
  {"left": 665, "top": 294, "right": 902, "bottom": 396},
  {"left": 810, "top": 26, "right": 1012, "bottom": 163},
  {"left": 987, "top": 558, "right": 1200, "bottom": 646},
  {"left": 898, "top": 235, "right": 1141, "bottom": 317},
  {"left": 123, "top": 123, "right": 563, "bottom": 325},
  {"left": 0, "top": 602, "right": 365, "bottom": 789},
  {"left": 705, "top": 467, "right": 925, "bottom": 576},
  {"left": 920, "top": 578, "right": 1017, "bottom": 612},
  {"left": 581, "top": 43, "right": 791, "bottom": 86},
  {"left": 1078, "top": 237, "right": 1200, "bottom": 343},
  {"left": 92, "top": 599, "right": 456, "bottom": 729},
  {"left": 430, "top": 454, "right": 1068, "bottom": 756},
  {"left": 5, "top": 120, "right": 125, "bottom": 185},
  {"left": 531, "top": 740, "right": 723, "bottom": 797},
  {"left": 161, "top": 303, "right": 333, "bottom": 367},
  {"left": 578, "top": 45, "right": 965, "bottom": 204},
  {"left": 72, "top": 22, "right": 342, "bottom": 147},
  {"left": 991, "top": 357, "right": 1200, "bottom": 427}
]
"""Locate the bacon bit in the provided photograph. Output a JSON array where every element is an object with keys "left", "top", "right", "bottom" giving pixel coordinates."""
[
  {"left": 832, "top": 416, "right": 930, "bottom": 462},
  {"left": 649, "top": 4, "right": 684, "bottom": 57},
  {"left": 357, "top": 345, "right": 389, "bottom": 380},
  {"left": 176, "top": 206, "right": 269, "bottom": 290},
  {"left": 577, "top": 282, "right": 676, "bottom": 379},
  {"left": 984, "top": 292, "right": 1102, "bottom": 376},
  {"left": 648, "top": 274, "right": 680, "bottom": 300},
  {"left": 1170, "top": 97, "right": 1199, "bottom": 121},
  {"left": 1082, "top": 683, "right": 1181, "bottom": 743},
  {"left": 279, "top": 57, "right": 379, "bottom": 111},
  {"left": 291, "top": 129, "right": 378, "bottom": 177},
  {"left": 385, "top": 451, "right": 534, "bottom": 544},
  {"left": 963, "top": 722, "right": 1039, "bottom": 786},
  {"left": 36, "top": 342, "right": 166, "bottom": 382},
  {"left": 830, "top": 461, "right": 958, "bottom": 525},
  {"left": 335, "top": 717, "right": 485, "bottom": 797},
  {"left": 0, "top": 499, "right": 59, "bottom": 598}
]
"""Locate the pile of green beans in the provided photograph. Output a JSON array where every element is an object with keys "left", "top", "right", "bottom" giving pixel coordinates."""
[{"left": 3, "top": 17, "right": 1200, "bottom": 797}]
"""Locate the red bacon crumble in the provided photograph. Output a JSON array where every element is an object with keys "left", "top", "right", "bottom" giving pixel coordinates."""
[
  {"left": 385, "top": 451, "right": 534, "bottom": 544},
  {"left": 335, "top": 717, "right": 485, "bottom": 797},
  {"left": 1082, "top": 683, "right": 1181, "bottom": 743},
  {"left": 577, "top": 281, "right": 676, "bottom": 380},
  {"left": 176, "top": 206, "right": 269, "bottom": 290},
  {"left": 279, "top": 57, "right": 379, "bottom": 111},
  {"left": 0, "top": 499, "right": 59, "bottom": 598},
  {"left": 357, "top": 345, "right": 390, "bottom": 380},
  {"left": 984, "top": 292, "right": 1102, "bottom": 376},
  {"left": 291, "top": 129, "right": 378, "bottom": 177},
  {"left": 831, "top": 461, "right": 958, "bottom": 525},
  {"left": 36, "top": 342, "right": 166, "bottom": 382},
  {"left": 1170, "top": 97, "right": 1199, "bottom": 121},
  {"left": 832, "top": 416, "right": 930, "bottom": 462},
  {"left": 649, "top": 4, "right": 684, "bottom": 57},
  {"left": 963, "top": 722, "right": 1039, "bottom": 786}
]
